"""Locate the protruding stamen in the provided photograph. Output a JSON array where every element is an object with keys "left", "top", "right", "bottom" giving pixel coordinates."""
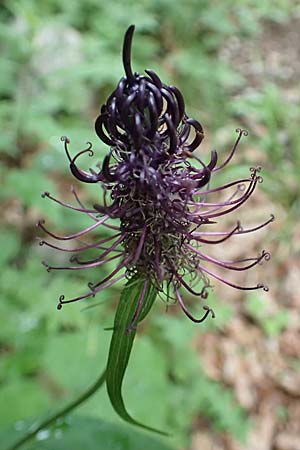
[
  {"left": 213, "top": 128, "right": 248, "bottom": 172},
  {"left": 88, "top": 256, "right": 130, "bottom": 290},
  {"left": 37, "top": 216, "right": 108, "bottom": 241},
  {"left": 57, "top": 274, "right": 126, "bottom": 309},
  {"left": 175, "top": 286, "right": 215, "bottom": 323},
  {"left": 42, "top": 253, "right": 121, "bottom": 272},
  {"left": 61, "top": 136, "right": 71, "bottom": 162},
  {"left": 192, "top": 215, "right": 275, "bottom": 238},
  {"left": 198, "top": 264, "right": 268, "bottom": 292},
  {"left": 41, "top": 191, "right": 98, "bottom": 214},
  {"left": 38, "top": 234, "right": 121, "bottom": 254},
  {"left": 194, "top": 177, "right": 252, "bottom": 196},
  {"left": 71, "top": 235, "right": 124, "bottom": 265},
  {"left": 187, "top": 245, "right": 271, "bottom": 271},
  {"left": 61, "top": 137, "right": 103, "bottom": 183},
  {"left": 234, "top": 215, "right": 274, "bottom": 236},
  {"left": 199, "top": 171, "right": 259, "bottom": 219},
  {"left": 72, "top": 142, "right": 93, "bottom": 163},
  {"left": 189, "top": 222, "right": 241, "bottom": 244},
  {"left": 57, "top": 295, "right": 64, "bottom": 310},
  {"left": 42, "top": 261, "right": 51, "bottom": 272}
]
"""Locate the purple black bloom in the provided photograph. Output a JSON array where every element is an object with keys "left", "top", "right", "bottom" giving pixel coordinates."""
[{"left": 38, "top": 25, "right": 273, "bottom": 329}]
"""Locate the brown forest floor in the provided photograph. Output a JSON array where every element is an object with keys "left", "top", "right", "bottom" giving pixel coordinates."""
[{"left": 191, "top": 18, "right": 300, "bottom": 450}]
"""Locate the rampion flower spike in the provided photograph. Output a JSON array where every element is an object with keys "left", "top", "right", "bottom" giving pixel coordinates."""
[{"left": 39, "top": 24, "right": 273, "bottom": 327}]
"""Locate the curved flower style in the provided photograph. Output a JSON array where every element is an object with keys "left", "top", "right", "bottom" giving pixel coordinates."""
[{"left": 38, "top": 25, "right": 273, "bottom": 329}]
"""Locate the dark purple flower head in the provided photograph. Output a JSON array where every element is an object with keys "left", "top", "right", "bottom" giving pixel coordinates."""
[{"left": 38, "top": 25, "right": 273, "bottom": 329}]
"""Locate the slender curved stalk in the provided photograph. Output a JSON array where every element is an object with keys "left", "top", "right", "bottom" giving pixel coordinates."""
[{"left": 6, "top": 369, "right": 106, "bottom": 450}]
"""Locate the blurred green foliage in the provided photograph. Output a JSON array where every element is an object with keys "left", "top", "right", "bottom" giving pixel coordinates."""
[
  {"left": 246, "top": 294, "right": 290, "bottom": 338},
  {"left": 1, "top": 416, "right": 175, "bottom": 450},
  {"left": 0, "top": 0, "right": 299, "bottom": 448}
]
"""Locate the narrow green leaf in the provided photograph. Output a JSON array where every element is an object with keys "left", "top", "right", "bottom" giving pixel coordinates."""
[{"left": 106, "top": 277, "right": 167, "bottom": 435}]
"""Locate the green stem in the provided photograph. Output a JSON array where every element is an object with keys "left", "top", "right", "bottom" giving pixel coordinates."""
[{"left": 6, "top": 369, "right": 106, "bottom": 450}]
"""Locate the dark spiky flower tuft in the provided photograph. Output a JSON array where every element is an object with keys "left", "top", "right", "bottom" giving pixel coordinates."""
[{"left": 38, "top": 25, "right": 273, "bottom": 330}]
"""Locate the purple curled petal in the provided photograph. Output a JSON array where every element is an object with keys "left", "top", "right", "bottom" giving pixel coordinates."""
[
  {"left": 145, "top": 69, "right": 163, "bottom": 89},
  {"left": 102, "top": 154, "right": 117, "bottom": 182},
  {"left": 119, "top": 92, "right": 137, "bottom": 128},
  {"left": 169, "top": 86, "right": 185, "bottom": 122},
  {"left": 95, "top": 114, "right": 114, "bottom": 145},
  {"left": 69, "top": 164, "right": 103, "bottom": 184},
  {"left": 196, "top": 167, "right": 211, "bottom": 188},
  {"left": 147, "top": 93, "right": 158, "bottom": 138},
  {"left": 186, "top": 118, "right": 204, "bottom": 133},
  {"left": 61, "top": 137, "right": 103, "bottom": 183},
  {"left": 178, "top": 121, "right": 191, "bottom": 144},
  {"left": 114, "top": 78, "right": 127, "bottom": 99},
  {"left": 122, "top": 25, "right": 135, "bottom": 83},
  {"left": 161, "top": 87, "right": 179, "bottom": 126},
  {"left": 207, "top": 150, "right": 218, "bottom": 171},
  {"left": 184, "top": 118, "right": 204, "bottom": 152},
  {"left": 147, "top": 83, "right": 163, "bottom": 116},
  {"left": 165, "top": 114, "right": 179, "bottom": 154},
  {"left": 130, "top": 113, "right": 143, "bottom": 148}
]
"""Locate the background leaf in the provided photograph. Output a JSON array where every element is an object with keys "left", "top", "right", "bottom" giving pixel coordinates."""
[{"left": 0, "top": 416, "right": 174, "bottom": 450}]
